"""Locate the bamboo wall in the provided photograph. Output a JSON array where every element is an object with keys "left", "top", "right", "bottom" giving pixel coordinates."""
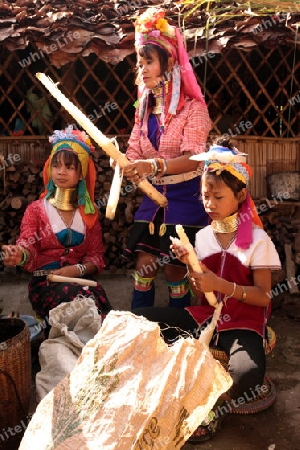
[{"left": 232, "top": 136, "right": 300, "bottom": 199}]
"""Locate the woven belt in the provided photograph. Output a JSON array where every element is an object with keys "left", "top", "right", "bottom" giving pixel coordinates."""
[
  {"left": 152, "top": 169, "right": 202, "bottom": 186},
  {"left": 32, "top": 269, "right": 53, "bottom": 277}
]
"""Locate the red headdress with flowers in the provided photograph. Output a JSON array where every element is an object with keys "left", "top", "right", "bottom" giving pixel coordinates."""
[{"left": 134, "top": 8, "right": 207, "bottom": 120}]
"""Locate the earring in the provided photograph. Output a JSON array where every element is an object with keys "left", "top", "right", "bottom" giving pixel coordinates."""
[{"left": 164, "top": 70, "right": 172, "bottom": 81}]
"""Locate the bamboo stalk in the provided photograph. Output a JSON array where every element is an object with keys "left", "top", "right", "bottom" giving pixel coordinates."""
[
  {"left": 199, "top": 302, "right": 223, "bottom": 346},
  {"left": 106, "top": 163, "right": 123, "bottom": 220},
  {"left": 175, "top": 225, "right": 218, "bottom": 308},
  {"left": 47, "top": 274, "right": 98, "bottom": 286},
  {"left": 174, "top": 224, "right": 223, "bottom": 346},
  {"left": 35, "top": 73, "right": 168, "bottom": 208}
]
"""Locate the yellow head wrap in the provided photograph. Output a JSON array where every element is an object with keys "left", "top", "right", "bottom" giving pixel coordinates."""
[{"left": 50, "top": 141, "right": 89, "bottom": 179}]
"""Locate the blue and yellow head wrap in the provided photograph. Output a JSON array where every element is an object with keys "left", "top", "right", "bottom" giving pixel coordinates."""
[{"left": 41, "top": 125, "right": 98, "bottom": 228}]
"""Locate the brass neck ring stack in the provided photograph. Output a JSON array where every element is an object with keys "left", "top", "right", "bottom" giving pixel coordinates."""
[
  {"left": 48, "top": 186, "right": 78, "bottom": 211},
  {"left": 211, "top": 212, "right": 239, "bottom": 233}
]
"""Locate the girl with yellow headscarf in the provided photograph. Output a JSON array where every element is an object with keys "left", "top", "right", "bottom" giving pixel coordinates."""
[{"left": 2, "top": 126, "right": 111, "bottom": 332}]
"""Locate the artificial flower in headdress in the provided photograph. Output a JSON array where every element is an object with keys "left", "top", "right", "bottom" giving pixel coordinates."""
[
  {"left": 135, "top": 9, "right": 177, "bottom": 59},
  {"left": 191, "top": 143, "right": 263, "bottom": 249},
  {"left": 41, "top": 125, "right": 98, "bottom": 228},
  {"left": 134, "top": 8, "right": 207, "bottom": 122}
]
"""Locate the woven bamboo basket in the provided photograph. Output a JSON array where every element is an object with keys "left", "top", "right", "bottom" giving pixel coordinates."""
[{"left": 0, "top": 318, "right": 31, "bottom": 450}]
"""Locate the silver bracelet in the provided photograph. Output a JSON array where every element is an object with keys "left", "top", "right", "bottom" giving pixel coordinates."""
[
  {"left": 76, "top": 264, "right": 86, "bottom": 277},
  {"left": 148, "top": 159, "right": 156, "bottom": 175},
  {"left": 162, "top": 159, "right": 168, "bottom": 175},
  {"left": 152, "top": 158, "right": 158, "bottom": 176},
  {"left": 224, "top": 282, "right": 236, "bottom": 302}
]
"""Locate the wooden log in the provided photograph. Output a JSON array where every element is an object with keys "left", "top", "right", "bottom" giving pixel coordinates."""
[
  {"left": 27, "top": 174, "right": 36, "bottom": 184},
  {"left": 0, "top": 216, "right": 6, "bottom": 226},
  {"left": 175, "top": 225, "right": 218, "bottom": 308},
  {"left": 284, "top": 244, "right": 299, "bottom": 294},
  {"left": 28, "top": 164, "right": 41, "bottom": 174},
  {"left": 8, "top": 172, "right": 21, "bottom": 182},
  {"left": 5, "top": 165, "right": 16, "bottom": 172},
  {"left": 294, "top": 232, "right": 300, "bottom": 265},
  {"left": 10, "top": 196, "right": 28, "bottom": 210}
]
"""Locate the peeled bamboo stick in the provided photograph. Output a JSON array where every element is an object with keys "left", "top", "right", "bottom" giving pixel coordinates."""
[
  {"left": 35, "top": 73, "right": 168, "bottom": 208},
  {"left": 175, "top": 225, "right": 218, "bottom": 308},
  {"left": 174, "top": 224, "right": 223, "bottom": 346},
  {"left": 106, "top": 163, "right": 123, "bottom": 220},
  {"left": 47, "top": 274, "right": 97, "bottom": 287},
  {"left": 198, "top": 302, "right": 223, "bottom": 346}
]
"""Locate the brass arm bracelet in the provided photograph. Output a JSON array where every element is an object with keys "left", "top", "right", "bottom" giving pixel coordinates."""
[{"left": 238, "top": 285, "right": 247, "bottom": 302}]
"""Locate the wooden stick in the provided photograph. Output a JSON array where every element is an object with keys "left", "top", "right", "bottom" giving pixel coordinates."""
[
  {"left": 35, "top": 73, "right": 168, "bottom": 208},
  {"left": 175, "top": 225, "right": 218, "bottom": 308},
  {"left": 47, "top": 274, "right": 97, "bottom": 287},
  {"left": 174, "top": 224, "right": 223, "bottom": 346},
  {"left": 199, "top": 303, "right": 223, "bottom": 346},
  {"left": 106, "top": 163, "right": 123, "bottom": 220}
]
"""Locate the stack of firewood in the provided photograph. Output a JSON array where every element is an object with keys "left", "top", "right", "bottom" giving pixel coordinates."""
[
  {"left": 260, "top": 208, "right": 300, "bottom": 290},
  {"left": 260, "top": 210, "right": 300, "bottom": 263},
  {"left": 0, "top": 162, "right": 43, "bottom": 245}
]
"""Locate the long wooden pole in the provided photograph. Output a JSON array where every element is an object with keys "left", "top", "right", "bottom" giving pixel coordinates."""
[{"left": 35, "top": 73, "right": 168, "bottom": 208}]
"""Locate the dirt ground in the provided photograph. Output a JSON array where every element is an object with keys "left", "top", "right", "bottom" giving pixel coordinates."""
[{"left": 0, "top": 270, "right": 299, "bottom": 450}]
